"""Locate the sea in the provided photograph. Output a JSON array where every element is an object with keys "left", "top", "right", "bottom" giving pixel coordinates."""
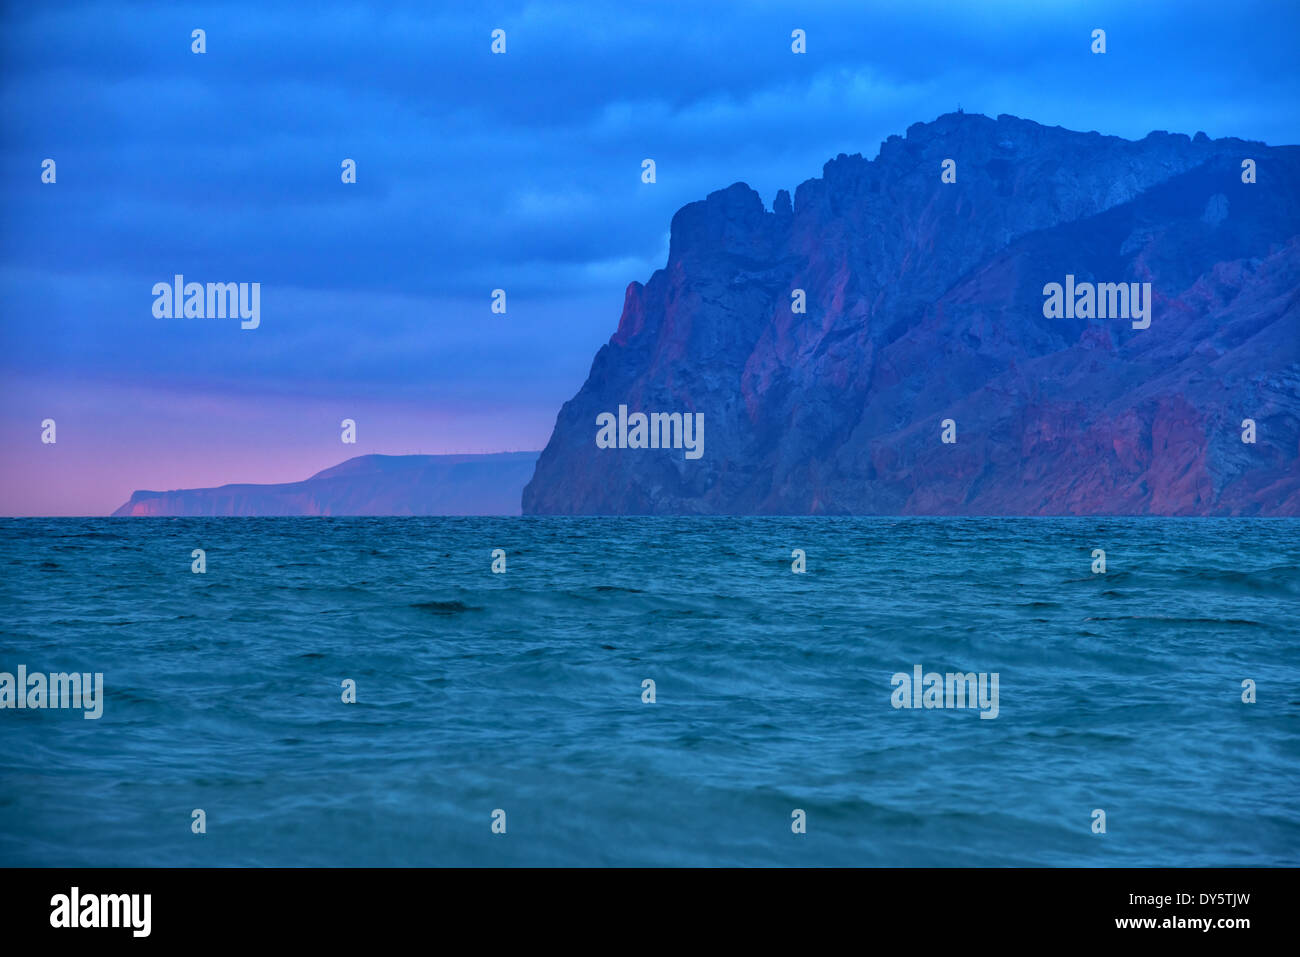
[{"left": 1, "top": 516, "right": 1296, "bottom": 867}]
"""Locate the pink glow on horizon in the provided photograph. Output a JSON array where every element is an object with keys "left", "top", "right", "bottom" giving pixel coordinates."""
[{"left": 0, "top": 378, "right": 548, "bottom": 516}]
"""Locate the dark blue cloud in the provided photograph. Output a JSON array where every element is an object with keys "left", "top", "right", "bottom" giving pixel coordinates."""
[{"left": 2, "top": 0, "right": 1298, "bottom": 415}]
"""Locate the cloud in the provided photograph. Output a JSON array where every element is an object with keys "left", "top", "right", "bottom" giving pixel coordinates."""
[{"left": 1, "top": 0, "right": 1297, "bottom": 511}]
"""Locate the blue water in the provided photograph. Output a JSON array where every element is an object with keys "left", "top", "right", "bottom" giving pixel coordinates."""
[{"left": 1, "top": 517, "right": 1297, "bottom": 866}]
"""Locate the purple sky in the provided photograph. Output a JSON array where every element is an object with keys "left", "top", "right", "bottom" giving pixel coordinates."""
[{"left": 2, "top": 0, "right": 1297, "bottom": 514}]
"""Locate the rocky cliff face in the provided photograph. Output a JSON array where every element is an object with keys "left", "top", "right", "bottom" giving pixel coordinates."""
[
  {"left": 523, "top": 112, "right": 1300, "bottom": 515},
  {"left": 112, "top": 452, "right": 539, "bottom": 516}
]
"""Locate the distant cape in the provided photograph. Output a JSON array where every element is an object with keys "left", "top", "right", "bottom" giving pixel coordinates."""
[{"left": 111, "top": 452, "right": 540, "bottom": 516}]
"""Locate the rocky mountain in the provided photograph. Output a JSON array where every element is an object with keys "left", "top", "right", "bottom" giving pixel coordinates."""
[
  {"left": 523, "top": 112, "right": 1300, "bottom": 515},
  {"left": 112, "top": 452, "right": 539, "bottom": 516}
]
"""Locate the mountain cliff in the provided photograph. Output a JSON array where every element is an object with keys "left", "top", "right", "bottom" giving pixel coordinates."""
[
  {"left": 112, "top": 452, "right": 539, "bottom": 516},
  {"left": 523, "top": 112, "right": 1300, "bottom": 515}
]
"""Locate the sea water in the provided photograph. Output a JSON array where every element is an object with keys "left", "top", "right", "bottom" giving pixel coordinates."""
[{"left": 1, "top": 516, "right": 1296, "bottom": 866}]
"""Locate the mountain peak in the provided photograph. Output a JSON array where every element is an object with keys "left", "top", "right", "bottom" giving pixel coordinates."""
[
  {"left": 667, "top": 180, "right": 771, "bottom": 266},
  {"left": 524, "top": 113, "right": 1300, "bottom": 515}
]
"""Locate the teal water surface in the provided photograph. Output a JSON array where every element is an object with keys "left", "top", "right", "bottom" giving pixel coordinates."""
[{"left": 1, "top": 517, "right": 1297, "bottom": 866}]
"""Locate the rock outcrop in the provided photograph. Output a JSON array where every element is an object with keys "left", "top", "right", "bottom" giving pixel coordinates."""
[{"left": 523, "top": 112, "right": 1300, "bottom": 514}]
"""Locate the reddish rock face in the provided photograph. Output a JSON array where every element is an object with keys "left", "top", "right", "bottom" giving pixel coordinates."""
[{"left": 523, "top": 112, "right": 1300, "bottom": 516}]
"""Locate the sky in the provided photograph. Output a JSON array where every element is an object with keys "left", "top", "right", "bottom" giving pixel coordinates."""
[{"left": 2, "top": 0, "right": 1298, "bottom": 515}]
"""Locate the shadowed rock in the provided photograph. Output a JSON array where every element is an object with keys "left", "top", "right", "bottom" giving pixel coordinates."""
[{"left": 523, "top": 112, "right": 1300, "bottom": 515}]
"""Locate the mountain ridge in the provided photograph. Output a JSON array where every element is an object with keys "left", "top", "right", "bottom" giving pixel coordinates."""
[
  {"left": 111, "top": 452, "right": 540, "bottom": 516},
  {"left": 522, "top": 111, "right": 1300, "bottom": 515}
]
